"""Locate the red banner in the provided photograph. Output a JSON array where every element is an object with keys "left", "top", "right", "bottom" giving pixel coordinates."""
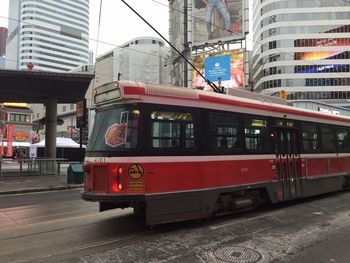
[
  {"left": 6, "top": 125, "right": 14, "bottom": 157},
  {"left": 0, "top": 140, "right": 3, "bottom": 156},
  {"left": 0, "top": 106, "right": 5, "bottom": 156}
]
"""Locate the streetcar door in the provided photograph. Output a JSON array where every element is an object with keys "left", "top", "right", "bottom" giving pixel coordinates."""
[{"left": 274, "top": 128, "right": 302, "bottom": 200}]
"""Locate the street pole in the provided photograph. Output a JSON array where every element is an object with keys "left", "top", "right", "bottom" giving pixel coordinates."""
[{"left": 79, "top": 127, "right": 83, "bottom": 163}]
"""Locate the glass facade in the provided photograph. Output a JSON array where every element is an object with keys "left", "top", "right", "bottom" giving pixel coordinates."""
[
  {"left": 6, "top": 0, "right": 89, "bottom": 72},
  {"left": 252, "top": 0, "right": 350, "bottom": 101}
]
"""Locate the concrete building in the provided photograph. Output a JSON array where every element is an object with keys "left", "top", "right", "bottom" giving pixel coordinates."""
[
  {"left": 92, "top": 37, "right": 170, "bottom": 90},
  {"left": 6, "top": 0, "right": 90, "bottom": 72},
  {"left": 252, "top": 0, "right": 350, "bottom": 104}
]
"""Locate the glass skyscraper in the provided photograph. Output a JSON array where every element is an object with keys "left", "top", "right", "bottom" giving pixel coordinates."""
[
  {"left": 252, "top": 0, "right": 350, "bottom": 103},
  {"left": 6, "top": 0, "right": 89, "bottom": 72}
]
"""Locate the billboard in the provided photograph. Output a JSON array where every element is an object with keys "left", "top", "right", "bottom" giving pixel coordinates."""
[
  {"left": 6, "top": 125, "right": 14, "bottom": 157},
  {"left": 193, "top": 0, "right": 243, "bottom": 45},
  {"left": 192, "top": 49, "right": 244, "bottom": 90},
  {"left": 294, "top": 37, "right": 350, "bottom": 74},
  {"left": 294, "top": 38, "right": 350, "bottom": 60}
]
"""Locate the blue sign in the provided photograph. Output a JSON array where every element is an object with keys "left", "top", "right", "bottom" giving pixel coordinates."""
[{"left": 204, "top": 55, "right": 231, "bottom": 82}]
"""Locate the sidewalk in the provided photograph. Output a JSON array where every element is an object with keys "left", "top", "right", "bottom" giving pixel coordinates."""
[{"left": 0, "top": 173, "right": 83, "bottom": 195}]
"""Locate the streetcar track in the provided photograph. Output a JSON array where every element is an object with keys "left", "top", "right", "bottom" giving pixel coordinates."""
[
  {"left": 7, "top": 233, "right": 140, "bottom": 263},
  {"left": 0, "top": 209, "right": 134, "bottom": 240},
  {"left": 210, "top": 209, "right": 286, "bottom": 230},
  {"left": 0, "top": 188, "right": 81, "bottom": 198}
]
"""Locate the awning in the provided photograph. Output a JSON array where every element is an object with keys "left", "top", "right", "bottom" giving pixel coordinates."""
[{"left": 31, "top": 137, "right": 86, "bottom": 148}]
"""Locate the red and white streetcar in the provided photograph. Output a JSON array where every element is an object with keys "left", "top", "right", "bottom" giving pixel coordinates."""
[{"left": 81, "top": 81, "right": 350, "bottom": 226}]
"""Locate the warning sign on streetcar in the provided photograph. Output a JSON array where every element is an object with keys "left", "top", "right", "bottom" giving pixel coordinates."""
[
  {"left": 128, "top": 163, "right": 144, "bottom": 180},
  {"left": 128, "top": 181, "right": 144, "bottom": 191}
]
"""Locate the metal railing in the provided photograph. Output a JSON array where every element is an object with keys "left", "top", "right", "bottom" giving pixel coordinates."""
[{"left": 0, "top": 157, "right": 69, "bottom": 176}]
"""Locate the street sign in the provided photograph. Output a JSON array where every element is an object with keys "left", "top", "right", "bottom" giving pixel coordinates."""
[{"left": 76, "top": 99, "right": 87, "bottom": 128}]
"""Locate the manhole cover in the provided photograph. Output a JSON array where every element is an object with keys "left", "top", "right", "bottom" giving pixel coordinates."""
[{"left": 213, "top": 246, "right": 262, "bottom": 263}]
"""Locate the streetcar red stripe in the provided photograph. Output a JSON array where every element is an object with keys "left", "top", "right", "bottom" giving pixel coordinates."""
[{"left": 123, "top": 86, "right": 146, "bottom": 95}]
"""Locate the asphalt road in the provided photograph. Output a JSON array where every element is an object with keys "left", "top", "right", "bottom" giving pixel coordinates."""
[{"left": 0, "top": 189, "right": 350, "bottom": 263}]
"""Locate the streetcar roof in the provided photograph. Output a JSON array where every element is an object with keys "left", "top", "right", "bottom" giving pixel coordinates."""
[{"left": 94, "top": 81, "right": 350, "bottom": 126}]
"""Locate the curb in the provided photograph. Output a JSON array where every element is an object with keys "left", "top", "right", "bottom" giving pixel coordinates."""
[{"left": 0, "top": 185, "right": 83, "bottom": 196}]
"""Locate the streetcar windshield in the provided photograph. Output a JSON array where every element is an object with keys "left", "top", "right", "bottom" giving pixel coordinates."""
[{"left": 87, "top": 105, "right": 140, "bottom": 152}]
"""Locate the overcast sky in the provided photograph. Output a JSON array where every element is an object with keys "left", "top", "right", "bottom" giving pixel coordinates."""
[
  {"left": 0, "top": 0, "right": 169, "bottom": 57},
  {"left": 0, "top": 0, "right": 252, "bottom": 58}
]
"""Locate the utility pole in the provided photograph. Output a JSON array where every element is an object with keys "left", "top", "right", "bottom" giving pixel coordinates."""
[{"left": 183, "top": 0, "right": 188, "bottom": 87}]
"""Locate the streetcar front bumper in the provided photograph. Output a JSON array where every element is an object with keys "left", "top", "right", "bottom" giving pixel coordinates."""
[{"left": 81, "top": 191, "right": 145, "bottom": 203}]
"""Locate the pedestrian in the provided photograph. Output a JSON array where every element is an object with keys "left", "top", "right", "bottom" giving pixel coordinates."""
[
  {"left": 16, "top": 150, "right": 21, "bottom": 161},
  {"left": 12, "top": 148, "right": 17, "bottom": 160}
]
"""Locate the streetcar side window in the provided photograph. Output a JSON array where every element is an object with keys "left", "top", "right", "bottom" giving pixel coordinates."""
[
  {"left": 301, "top": 123, "right": 320, "bottom": 153},
  {"left": 320, "top": 126, "right": 336, "bottom": 153},
  {"left": 244, "top": 118, "right": 270, "bottom": 153},
  {"left": 151, "top": 111, "right": 194, "bottom": 149},
  {"left": 152, "top": 122, "right": 180, "bottom": 148},
  {"left": 208, "top": 112, "right": 240, "bottom": 152},
  {"left": 185, "top": 123, "right": 195, "bottom": 148},
  {"left": 336, "top": 128, "right": 350, "bottom": 152}
]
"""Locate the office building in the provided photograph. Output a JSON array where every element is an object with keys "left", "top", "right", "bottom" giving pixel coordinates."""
[
  {"left": 93, "top": 37, "right": 170, "bottom": 89},
  {"left": 6, "top": 0, "right": 90, "bottom": 72},
  {"left": 252, "top": 0, "right": 350, "bottom": 103}
]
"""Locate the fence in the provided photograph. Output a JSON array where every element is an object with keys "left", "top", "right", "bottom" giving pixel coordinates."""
[{"left": 0, "top": 157, "right": 69, "bottom": 176}]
